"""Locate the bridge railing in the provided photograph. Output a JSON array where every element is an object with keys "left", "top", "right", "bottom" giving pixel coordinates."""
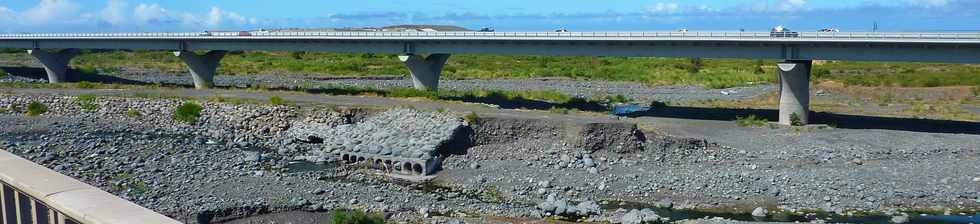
[
  {"left": 1, "top": 31, "right": 980, "bottom": 40},
  {"left": 0, "top": 150, "right": 181, "bottom": 224}
]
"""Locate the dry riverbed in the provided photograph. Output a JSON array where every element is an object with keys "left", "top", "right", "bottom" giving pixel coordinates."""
[{"left": 0, "top": 85, "right": 977, "bottom": 224}]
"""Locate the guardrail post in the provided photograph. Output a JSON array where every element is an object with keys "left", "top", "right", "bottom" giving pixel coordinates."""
[
  {"left": 173, "top": 50, "right": 228, "bottom": 89},
  {"left": 26, "top": 49, "right": 81, "bottom": 84},
  {"left": 399, "top": 54, "right": 450, "bottom": 91}
]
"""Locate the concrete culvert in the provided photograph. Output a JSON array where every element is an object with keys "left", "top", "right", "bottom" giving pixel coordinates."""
[
  {"left": 403, "top": 163, "right": 412, "bottom": 173},
  {"left": 413, "top": 164, "right": 424, "bottom": 175}
]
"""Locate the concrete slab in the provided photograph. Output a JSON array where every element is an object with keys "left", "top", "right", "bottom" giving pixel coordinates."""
[
  {"left": 0, "top": 149, "right": 181, "bottom": 224},
  {"left": 45, "top": 188, "right": 179, "bottom": 224},
  {"left": 0, "top": 150, "right": 88, "bottom": 199}
]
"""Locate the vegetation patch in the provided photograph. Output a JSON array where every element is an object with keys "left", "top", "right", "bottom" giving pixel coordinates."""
[
  {"left": 172, "top": 102, "right": 203, "bottom": 123},
  {"left": 127, "top": 109, "right": 142, "bottom": 118},
  {"left": 463, "top": 112, "right": 479, "bottom": 124},
  {"left": 76, "top": 94, "right": 99, "bottom": 112},
  {"left": 268, "top": 95, "right": 287, "bottom": 105},
  {"left": 790, "top": 113, "right": 804, "bottom": 126},
  {"left": 735, "top": 114, "right": 768, "bottom": 127},
  {"left": 25, "top": 101, "right": 47, "bottom": 116},
  {"left": 110, "top": 172, "right": 148, "bottom": 196},
  {"left": 330, "top": 209, "right": 385, "bottom": 224},
  {"left": 76, "top": 81, "right": 98, "bottom": 89}
]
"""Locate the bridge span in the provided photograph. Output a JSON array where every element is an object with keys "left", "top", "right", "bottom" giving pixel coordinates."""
[{"left": 2, "top": 31, "right": 980, "bottom": 125}]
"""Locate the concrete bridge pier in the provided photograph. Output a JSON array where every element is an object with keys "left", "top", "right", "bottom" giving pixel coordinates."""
[
  {"left": 399, "top": 54, "right": 451, "bottom": 91},
  {"left": 26, "top": 49, "right": 80, "bottom": 83},
  {"left": 777, "top": 60, "right": 812, "bottom": 125},
  {"left": 173, "top": 50, "right": 227, "bottom": 89}
]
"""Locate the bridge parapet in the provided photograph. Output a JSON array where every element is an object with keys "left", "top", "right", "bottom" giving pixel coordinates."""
[{"left": 0, "top": 149, "right": 181, "bottom": 224}]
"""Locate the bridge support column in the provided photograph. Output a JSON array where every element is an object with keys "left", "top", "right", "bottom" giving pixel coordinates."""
[
  {"left": 26, "top": 49, "right": 80, "bottom": 83},
  {"left": 777, "top": 60, "right": 812, "bottom": 126},
  {"left": 173, "top": 50, "right": 227, "bottom": 89},
  {"left": 399, "top": 54, "right": 450, "bottom": 91}
]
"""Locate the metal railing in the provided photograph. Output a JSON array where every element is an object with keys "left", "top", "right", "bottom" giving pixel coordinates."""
[
  {"left": 1, "top": 183, "right": 81, "bottom": 224},
  {"left": 1, "top": 31, "right": 979, "bottom": 41}
]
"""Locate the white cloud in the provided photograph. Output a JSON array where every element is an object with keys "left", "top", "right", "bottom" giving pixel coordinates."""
[
  {"left": 133, "top": 3, "right": 169, "bottom": 24},
  {"left": 647, "top": 2, "right": 680, "bottom": 14},
  {"left": 0, "top": 0, "right": 256, "bottom": 32},
  {"left": 21, "top": 0, "right": 81, "bottom": 25},
  {"left": 100, "top": 0, "right": 127, "bottom": 26},
  {"left": 776, "top": 0, "right": 807, "bottom": 11},
  {"left": 908, "top": 0, "right": 949, "bottom": 8}
]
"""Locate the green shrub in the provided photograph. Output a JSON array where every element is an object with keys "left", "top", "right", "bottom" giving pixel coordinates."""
[
  {"left": 269, "top": 96, "right": 287, "bottom": 105},
  {"left": 0, "top": 69, "right": 8, "bottom": 78},
  {"left": 26, "top": 101, "right": 47, "bottom": 116},
  {"left": 331, "top": 209, "right": 385, "bottom": 224},
  {"left": 172, "top": 102, "right": 203, "bottom": 123},
  {"left": 127, "top": 109, "right": 142, "bottom": 118},
  {"left": 76, "top": 94, "right": 98, "bottom": 112},
  {"left": 790, "top": 113, "right": 804, "bottom": 126},
  {"left": 972, "top": 86, "right": 979, "bottom": 97},
  {"left": 735, "top": 114, "right": 768, "bottom": 127}
]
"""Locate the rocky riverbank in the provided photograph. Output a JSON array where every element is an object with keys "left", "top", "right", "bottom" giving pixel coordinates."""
[{"left": 0, "top": 91, "right": 978, "bottom": 224}]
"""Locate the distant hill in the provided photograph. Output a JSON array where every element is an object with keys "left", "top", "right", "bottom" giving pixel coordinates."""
[
  {"left": 381, "top": 25, "right": 471, "bottom": 32},
  {"left": 259, "top": 25, "right": 471, "bottom": 32}
]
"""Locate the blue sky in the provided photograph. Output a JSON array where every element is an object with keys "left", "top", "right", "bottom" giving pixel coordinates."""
[{"left": 0, "top": 0, "right": 977, "bottom": 32}]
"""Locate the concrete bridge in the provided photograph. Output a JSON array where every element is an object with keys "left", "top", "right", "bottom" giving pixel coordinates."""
[{"left": 2, "top": 31, "right": 980, "bottom": 125}]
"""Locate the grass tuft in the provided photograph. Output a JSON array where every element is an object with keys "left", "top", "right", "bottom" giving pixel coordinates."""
[
  {"left": 463, "top": 112, "right": 479, "bottom": 124},
  {"left": 127, "top": 109, "right": 142, "bottom": 118},
  {"left": 172, "top": 102, "right": 203, "bottom": 123},
  {"left": 790, "top": 113, "right": 804, "bottom": 126},
  {"left": 76, "top": 81, "right": 98, "bottom": 89},
  {"left": 330, "top": 209, "right": 385, "bottom": 224},
  {"left": 26, "top": 101, "right": 48, "bottom": 116},
  {"left": 76, "top": 94, "right": 98, "bottom": 112},
  {"left": 735, "top": 114, "right": 768, "bottom": 127},
  {"left": 268, "top": 95, "right": 287, "bottom": 105}
]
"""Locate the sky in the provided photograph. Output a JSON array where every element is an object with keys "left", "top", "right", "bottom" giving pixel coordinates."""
[{"left": 0, "top": 0, "right": 977, "bottom": 33}]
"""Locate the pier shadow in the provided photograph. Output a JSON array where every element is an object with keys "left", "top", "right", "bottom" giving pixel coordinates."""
[
  {"left": 280, "top": 85, "right": 610, "bottom": 112},
  {"left": 0, "top": 66, "right": 150, "bottom": 85},
  {"left": 624, "top": 106, "right": 980, "bottom": 135}
]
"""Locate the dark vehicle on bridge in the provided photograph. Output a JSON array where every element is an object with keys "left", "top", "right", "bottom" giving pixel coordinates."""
[
  {"left": 555, "top": 28, "right": 569, "bottom": 32},
  {"left": 479, "top": 27, "right": 495, "bottom": 32},
  {"left": 770, "top": 25, "right": 800, "bottom": 37}
]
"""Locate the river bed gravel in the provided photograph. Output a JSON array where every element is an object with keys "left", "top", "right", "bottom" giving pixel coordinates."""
[{"left": 0, "top": 91, "right": 977, "bottom": 224}]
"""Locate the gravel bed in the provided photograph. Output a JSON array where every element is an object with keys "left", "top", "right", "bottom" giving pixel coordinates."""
[{"left": 0, "top": 91, "right": 977, "bottom": 224}]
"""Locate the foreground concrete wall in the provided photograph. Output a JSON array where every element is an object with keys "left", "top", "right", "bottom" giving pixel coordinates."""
[{"left": 0, "top": 149, "right": 180, "bottom": 224}]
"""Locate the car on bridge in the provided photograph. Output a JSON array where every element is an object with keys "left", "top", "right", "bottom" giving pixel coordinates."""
[
  {"left": 770, "top": 25, "right": 800, "bottom": 37},
  {"left": 555, "top": 28, "right": 569, "bottom": 32},
  {"left": 818, "top": 28, "right": 840, "bottom": 32},
  {"left": 479, "top": 27, "right": 495, "bottom": 32}
]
